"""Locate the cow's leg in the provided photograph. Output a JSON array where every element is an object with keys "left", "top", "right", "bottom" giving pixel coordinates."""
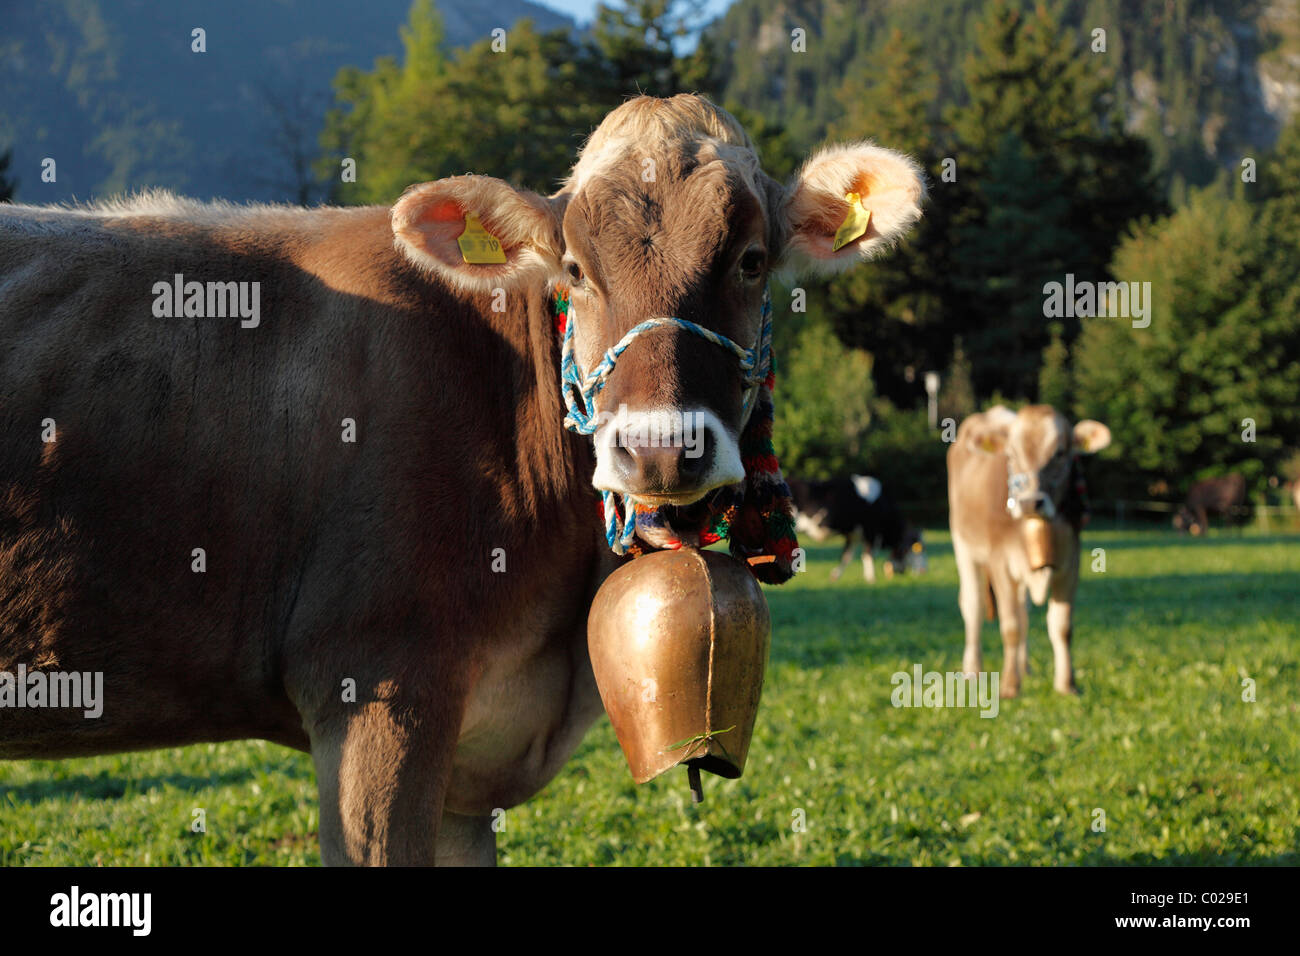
[
  {"left": 880, "top": 538, "right": 895, "bottom": 579},
  {"left": 830, "top": 530, "right": 857, "bottom": 582},
  {"left": 435, "top": 810, "right": 497, "bottom": 867},
  {"left": 1046, "top": 592, "right": 1079, "bottom": 695},
  {"left": 990, "top": 570, "right": 1026, "bottom": 698},
  {"left": 953, "top": 541, "right": 986, "bottom": 677},
  {"left": 1014, "top": 583, "right": 1030, "bottom": 679},
  {"left": 309, "top": 685, "right": 466, "bottom": 866},
  {"left": 861, "top": 546, "right": 876, "bottom": 584},
  {"left": 1194, "top": 505, "right": 1209, "bottom": 535}
]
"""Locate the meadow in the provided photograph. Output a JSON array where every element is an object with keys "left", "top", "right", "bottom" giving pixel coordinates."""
[{"left": 1, "top": 528, "right": 1296, "bottom": 866}]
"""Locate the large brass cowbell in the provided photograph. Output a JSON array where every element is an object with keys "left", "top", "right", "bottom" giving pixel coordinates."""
[
  {"left": 587, "top": 548, "right": 771, "bottom": 802},
  {"left": 1021, "top": 515, "right": 1056, "bottom": 571}
]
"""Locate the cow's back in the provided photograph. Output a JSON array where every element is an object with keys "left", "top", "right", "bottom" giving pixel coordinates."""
[
  {"left": 1, "top": 201, "right": 398, "bottom": 751},
  {"left": 1189, "top": 474, "right": 1246, "bottom": 509}
]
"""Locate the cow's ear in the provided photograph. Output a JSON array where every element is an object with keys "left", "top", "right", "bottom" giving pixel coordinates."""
[
  {"left": 968, "top": 428, "right": 1008, "bottom": 455},
  {"left": 775, "top": 142, "right": 925, "bottom": 278},
  {"left": 964, "top": 406, "right": 1014, "bottom": 455},
  {"left": 1073, "top": 420, "right": 1112, "bottom": 454},
  {"left": 392, "top": 175, "right": 563, "bottom": 294}
]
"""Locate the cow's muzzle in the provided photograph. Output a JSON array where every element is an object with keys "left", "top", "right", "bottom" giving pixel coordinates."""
[
  {"left": 611, "top": 434, "right": 711, "bottom": 501},
  {"left": 1006, "top": 492, "right": 1056, "bottom": 521},
  {"left": 592, "top": 407, "right": 743, "bottom": 505}
]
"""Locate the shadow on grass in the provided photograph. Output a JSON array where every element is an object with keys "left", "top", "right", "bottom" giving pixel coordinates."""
[
  {"left": 1081, "top": 530, "right": 1300, "bottom": 551},
  {"left": 0, "top": 767, "right": 268, "bottom": 805},
  {"left": 825, "top": 848, "right": 1300, "bottom": 866}
]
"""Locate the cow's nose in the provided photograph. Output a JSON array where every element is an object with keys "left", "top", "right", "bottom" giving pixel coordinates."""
[
  {"left": 1008, "top": 493, "right": 1050, "bottom": 518},
  {"left": 610, "top": 442, "right": 683, "bottom": 490},
  {"left": 1020, "top": 493, "right": 1052, "bottom": 517},
  {"left": 611, "top": 427, "right": 713, "bottom": 495},
  {"left": 678, "top": 427, "right": 712, "bottom": 483}
]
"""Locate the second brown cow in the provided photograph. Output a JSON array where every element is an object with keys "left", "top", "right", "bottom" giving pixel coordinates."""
[{"left": 947, "top": 405, "right": 1111, "bottom": 697}]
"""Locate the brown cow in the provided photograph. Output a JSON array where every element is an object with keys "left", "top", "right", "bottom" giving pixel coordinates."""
[
  {"left": 1173, "top": 473, "right": 1247, "bottom": 535},
  {"left": 947, "top": 405, "right": 1111, "bottom": 697},
  {"left": 0, "top": 95, "right": 925, "bottom": 864}
]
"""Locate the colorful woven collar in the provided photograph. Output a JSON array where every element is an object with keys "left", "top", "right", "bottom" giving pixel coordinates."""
[{"left": 553, "top": 285, "right": 798, "bottom": 585}]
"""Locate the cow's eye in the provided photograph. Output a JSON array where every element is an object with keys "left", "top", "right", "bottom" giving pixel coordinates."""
[
  {"left": 565, "top": 261, "right": 585, "bottom": 287},
  {"left": 739, "top": 248, "right": 765, "bottom": 281}
]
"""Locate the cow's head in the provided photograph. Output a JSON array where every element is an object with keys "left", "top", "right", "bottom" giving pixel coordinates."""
[
  {"left": 1172, "top": 506, "right": 1203, "bottom": 535},
  {"left": 391, "top": 94, "right": 925, "bottom": 505},
  {"left": 966, "top": 405, "right": 1111, "bottom": 520}
]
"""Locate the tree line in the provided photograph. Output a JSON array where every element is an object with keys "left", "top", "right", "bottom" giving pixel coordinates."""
[
  {"left": 9, "top": 0, "right": 1285, "bottom": 508},
  {"left": 314, "top": 0, "right": 1300, "bottom": 505}
]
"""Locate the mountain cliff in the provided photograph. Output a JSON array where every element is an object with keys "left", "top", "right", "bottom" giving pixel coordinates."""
[
  {"left": 705, "top": 0, "right": 1300, "bottom": 190},
  {"left": 0, "top": 0, "right": 572, "bottom": 202}
]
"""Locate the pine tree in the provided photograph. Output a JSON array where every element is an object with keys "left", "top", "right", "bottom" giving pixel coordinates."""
[
  {"left": 320, "top": 3, "right": 604, "bottom": 202},
  {"left": 1073, "top": 185, "right": 1300, "bottom": 492},
  {"left": 1038, "top": 322, "right": 1071, "bottom": 411},
  {"left": 773, "top": 317, "right": 876, "bottom": 479},
  {"left": 830, "top": 28, "right": 935, "bottom": 160},
  {"left": 591, "top": 1, "right": 707, "bottom": 96},
  {"left": 944, "top": 0, "right": 1163, "bottom": 399},
  {"left": 0, "top": 149, "right": 16, "bottom": 202},
  {"left": 951, "top": 129, "right": 1075, "bottom": 397},
  {"left": 319, "top": 0, "right": 452, "bottom": 203},
  {"left": 1258, "top": 116, "right": 1300, "bottom": 216},
  {"left": 939, "top": 337, "right": 977, "bottom": 422},
  {"left": 821, "top": 28, "right": 960, "bottom": 404}
]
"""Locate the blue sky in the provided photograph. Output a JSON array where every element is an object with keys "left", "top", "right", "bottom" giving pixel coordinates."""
[{"left": 536, "top": 0, "right": 734, "bottom": 28}]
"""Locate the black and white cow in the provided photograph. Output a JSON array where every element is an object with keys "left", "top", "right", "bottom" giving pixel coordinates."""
[{"left": 787, "top": 476, "right": 927, "bottom": 583}]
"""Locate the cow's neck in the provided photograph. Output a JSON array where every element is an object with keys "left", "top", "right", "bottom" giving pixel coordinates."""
[
  {"left": 467, "top": 279, "right": 597, "bottom": 526},
  {"left": 1059, "top": 455, "right": 1090, "bottom": 533}
]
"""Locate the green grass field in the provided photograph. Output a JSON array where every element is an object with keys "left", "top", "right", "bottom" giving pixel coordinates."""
[{"left": 1, "top": 528, "right": 1296, "bottom": 866}]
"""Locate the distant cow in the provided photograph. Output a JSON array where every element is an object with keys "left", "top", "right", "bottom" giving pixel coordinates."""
[
  {"left": 788, "top": 476, "right": 926, "bottom": 582},
  {"left": 1173, "top": 474, "right": 1248, "bottom": 535},
  {"left": 0, "top": 94, "right": 924, "bottom": 864},
  {"left": 947, "top": 405, "right": 1111, "bottom": 697}
]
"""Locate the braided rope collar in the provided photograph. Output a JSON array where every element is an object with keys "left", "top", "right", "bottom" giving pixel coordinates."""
[
  {"left": 560, "top": 287, "right": 773, "bottom": 435},
  {"left": 557, "top": 287, "right": 774, "bottom": 554},
  {"left": 1007, "top": 451, "right": 1090, "bottom": 532}
]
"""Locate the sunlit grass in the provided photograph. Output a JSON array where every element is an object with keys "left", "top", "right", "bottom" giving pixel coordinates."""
[{"left": 2, "top": 528, "right": 1296, "bottom": 865}]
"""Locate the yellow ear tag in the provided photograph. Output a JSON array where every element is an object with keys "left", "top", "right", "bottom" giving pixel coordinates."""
[
  {"left": 831, "top": 192, "right": 871, "bottom": 252},
  {"left": 457, "top": 214, "right": 507, "bottom": 264}
]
